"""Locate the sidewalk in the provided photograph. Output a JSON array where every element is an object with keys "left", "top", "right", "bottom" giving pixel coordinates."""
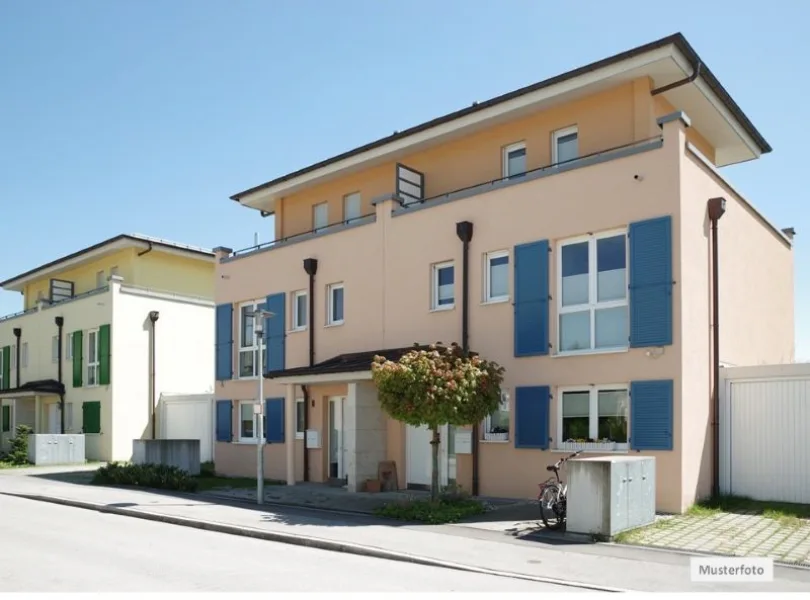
[{"left": 2, "top": 472, "right": 809, "bottom": 592}]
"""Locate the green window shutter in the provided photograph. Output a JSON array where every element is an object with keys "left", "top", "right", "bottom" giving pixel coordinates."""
[
  {"left": 82, "top": 401, "right": 101, "bottom": 434},
  {"left": 99, "top": 324, "right": 111, "bottom": 385},
  {"left": 1, "top": 346, "right": 10, "bottom": 391},
  {"left": 72, "top": 331, "right": 83, "bottom": 388},
  {"left": 2, "top": 405, "right": 10, "bottom": 432}
]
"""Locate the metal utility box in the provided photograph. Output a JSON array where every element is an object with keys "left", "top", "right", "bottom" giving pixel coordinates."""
[
  {"left": 27, "top": 434, "right": 86, "bottom": 465},
  {"left": 566, "top": 456, "right": 656, "bottom": 537},
  {"left": 132, "top": 439, "right": 201, "bottom": 475}
]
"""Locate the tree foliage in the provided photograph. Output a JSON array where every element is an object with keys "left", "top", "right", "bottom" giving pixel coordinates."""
[{"left": 371, "top": 343, "right": 505, "bottom": 428}]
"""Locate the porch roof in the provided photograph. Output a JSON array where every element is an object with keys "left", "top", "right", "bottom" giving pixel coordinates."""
[
  {"left": 266, "top": 345, "right": 431, "bottom": 384},
  {"left": 0, "top": 378, "right": 65, "bottom": 399}
]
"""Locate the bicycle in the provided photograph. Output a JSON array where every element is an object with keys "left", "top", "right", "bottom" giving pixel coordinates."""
[{"left": 537, "top": 450, "right": 582, "bottom": 530}]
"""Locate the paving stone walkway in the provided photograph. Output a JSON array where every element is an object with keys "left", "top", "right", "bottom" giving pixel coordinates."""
[{"left": 619, "top": 511, "right": 810, "bottom": 566}]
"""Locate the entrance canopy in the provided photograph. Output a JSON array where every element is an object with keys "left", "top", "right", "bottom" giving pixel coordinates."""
[{"left": 0, "top": 379, "right": 65, "bottom": 399}]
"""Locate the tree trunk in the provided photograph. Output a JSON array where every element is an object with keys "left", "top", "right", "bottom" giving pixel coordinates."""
[{"left": 430, "top": 425, "right": 440, "bottom": 501}]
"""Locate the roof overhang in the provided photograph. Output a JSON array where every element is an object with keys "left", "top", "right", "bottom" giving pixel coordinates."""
[
  {"left": 0, "top": 234, "right": 215, "bottom": 292},
  {"left": 268, "top": 370, "right": 373, "bottom": 386},
  {"left": 0, "top": 379, "right": 65, "bottom": 399},
  {"left": 232, "top": 33, "right": 769, "bottom": 215}
]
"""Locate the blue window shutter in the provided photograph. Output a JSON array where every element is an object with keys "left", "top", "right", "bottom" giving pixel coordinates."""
[
  {"left": 215, "top": 400, "right": 233, "bottom": 442},
  {"left": 264, "top": 293, "right": 286, "bottom": 374},
  {"left": 215, "top": 304, "right": 234, "bottom": 380},
  {"left": 265, "top": 397, "right": 285, "bottom": 443},
  {"left": 514, "top": 240, "right": 550, "bottom": 356},
  {"left": 514, "top": 385, "right": 550, "bottom": 449},
  {"left": 630, "top": 379, "right": 674, "bottom": 450},
  {"left": 629, "top": 216, "right": 673, "bottom": 347}
]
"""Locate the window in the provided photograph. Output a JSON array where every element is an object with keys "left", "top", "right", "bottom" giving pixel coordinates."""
[
  {"left": 558, "top": 231, "right": 628, "bottom": 353},
  {"left": 485, "top": 251, "right": 509, "bottom": 303},
  {"left": 483, "top": 390, "right": 510, "bottom": 441},
  {"left": 552, "top": 126, "right": 579, "bottom": 164},
  {"left": 21, "top": 343, "right": 28, "bottom": 369},
  {"left": 110, "top": 266, "right": 119, "bottom": 278},
  {"left": 343, "top": 192, "right": 361, "bottom": 223},
  {"left": 327, "top": 283, "right": 344, "bottom": 325},
  {"left": 52, "top": 335, "right": 59, "bottom": 363},
  {"left": 10, "top": 345, "right": 15, "bottom": 370},
  {"left": 292, "top": 290, "right": 308, "bottom": 331},
  {"left": 431, "top": 262, "right": 454, "bottom": 310},
  {"left": 87, "top": 329, "right": 99, "bottom": 386},
  {"left": 0, "top": 349, "right": 4, "bottom": 390},
  {"left": 503, "top": 142, "right": 526, "bottom": 178},
  {"left": 238, "top": 301, "right": 266, "bottom": 378},
  {"left": 238, "top": 401, "right": 258, "bottom": 442},
  {"left": 313, "top": 202, "right": 329, "bottom": 231},
  {"left": 559, "top": 387, "right": 629, "bottom": 450},
  {"left": 96, "top": 270, "right": 105, "bottom": 288},
  {"left": 1, "top": 404, "right": 10, "bottom": 432},
  {"left": 64, "top": 403, "right": 74, "bottom": 431},
  {"left": 65, "top": 332, "right": 73, "bottom": 361},
  {"left": 296, "top": 399, "right": 306, "bottom": 439}
]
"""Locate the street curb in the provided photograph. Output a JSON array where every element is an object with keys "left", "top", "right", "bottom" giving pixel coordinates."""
[{"left": 5, "top": 492, "right": 629, "bottom": 593}]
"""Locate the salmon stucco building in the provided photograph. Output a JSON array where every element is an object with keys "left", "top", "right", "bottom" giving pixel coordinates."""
[{"left": 211, "top": 33, "right": 794, "bottom": 514}]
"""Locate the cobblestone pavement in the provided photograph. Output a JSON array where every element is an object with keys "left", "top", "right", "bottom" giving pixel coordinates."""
[{"left": 618, "top": 511, "right": 810, "bottom": 566}]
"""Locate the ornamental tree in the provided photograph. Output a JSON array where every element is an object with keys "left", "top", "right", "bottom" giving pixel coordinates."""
[{"left": 371, "top": 342, "right": 505, "bottom": 500}]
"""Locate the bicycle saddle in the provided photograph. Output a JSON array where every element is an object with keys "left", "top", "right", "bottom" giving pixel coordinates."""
[{"left": 546, "top": 465, "right": 557, "bottom": 472}]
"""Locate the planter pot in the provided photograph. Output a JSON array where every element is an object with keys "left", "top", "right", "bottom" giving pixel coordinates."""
[
  {"left": 559, "top": 441, "right": 617, "bottom": 452},
  {"left": 483, "top": 432, "right": 509, "bottom": 442},
  {"left": 365, "top": 479, "right": 381, "bottom": 493}
]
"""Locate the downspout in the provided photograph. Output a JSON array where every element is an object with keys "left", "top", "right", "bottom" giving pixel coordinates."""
[
  {"left": 651, "top": 61, "right": 702, "bottom": 96},
  {"left": 707, "top": 197, "right": 726, "bottom": 499},
  {"left": 302, "top": 258, "right": 319, "bottom": 482},
  {"left": 55, "top": 317, "right": 64, "bottom": 433},
  {"left": 149, "top": 311, "right": 160, "bottom": 439},
  {"left": 455, "top": 221, "right": 477, "bottom": 496},
  {"left": 12, "top": 328, "right": 21, "bottom": 388}
]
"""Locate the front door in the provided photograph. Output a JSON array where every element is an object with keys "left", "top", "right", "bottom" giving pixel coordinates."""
[
  {"left": 406, "top": 424, "right": 449, "bottom": 490},
  {"left": 48, "top": 403, "right": 60, "bottom": 434},
  {"left": 0, "top": 400, "right": 14, "bottom": 451},
  {"left": 328, "top": 396, "right": 346, "bottom": 480}
]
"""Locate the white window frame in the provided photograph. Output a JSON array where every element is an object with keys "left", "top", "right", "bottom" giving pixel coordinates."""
[
  {"left": 557, "top": 229, "right": 628, "bottom": 355},
  {"left": 313, "top": 202, "right": 329, "bottom": 231},
  {"left": 327, "top": 283, "right": 345, "bottom": 326},
  {"left": 556, "top": 385, "right": 630, "bottom": 451},
  {"left": 431, "top": 261, "right": 455, "bottom": 311},
  {"left": 552, "top": 125, "right": 579, "bottom": 165},
  {"left": 237, "top": 400, "right": 260, "bottom": 443},
  {"left": 296, "top": 398, "right": 305, "bottom": 440},
  {"left": 96, "top": 270, "right": 105, "bottom": 289},
  {"left": 343, "top": 192, "right": 361, "bottom": 224},
  {"left": 21, "top": 342, "right": 28, "bottom": 369},
  {"left": 86, "top": 329, "right": 100, "bottom": 387},
  {"left": 52, "top": 335, "right": 59, "bottom": 363},
  {"left": 238, "top": 300, "right": 265, "bottom": 379},
  {"left": 484, "top": 250, "right": 510, "bottom": 303},
  {"left": 482, "top": 389, "right": 510, "bottom": 442},
  {"left": 65, "top": 332, "right": 73, "bottom": 361},
  {"left": 110, "top": 266, "right": 120, "bottom": 278},
  {"left": 291, "top": 290, "right": 308, "bottom": 332},
  {"left": 502, "top": 141, "right": 526, "bottom": 178}
]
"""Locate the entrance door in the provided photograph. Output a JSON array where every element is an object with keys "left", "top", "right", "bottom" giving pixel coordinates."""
[
  {"left": 406, "top": 424, "right": 449, "bottom": 489},
  {"left": 328, "top": 396, "right": 346, "bottom": 480},
  {"left": 48, "top": 403, "right": 60, "bottom": 434},
  {"left": 0, "top": 400, "right": 14, "bottom": 452}
]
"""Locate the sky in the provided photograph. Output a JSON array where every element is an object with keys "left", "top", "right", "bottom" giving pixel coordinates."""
[{"left": 1, "top": 1, "right": 808, "bottom": 356}]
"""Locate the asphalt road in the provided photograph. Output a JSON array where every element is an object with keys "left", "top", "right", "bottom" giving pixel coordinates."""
[{"left": 0, "top": 495, "right": 586, "bottom": 593}]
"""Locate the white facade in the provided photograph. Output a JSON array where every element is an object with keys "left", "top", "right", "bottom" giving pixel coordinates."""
[{"left": 0, "top": 277, "right": 214, "bottom": 461}]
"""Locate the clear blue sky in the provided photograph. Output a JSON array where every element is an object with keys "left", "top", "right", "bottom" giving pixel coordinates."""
[{"left": 1, "top": 1, "right": 807, "bottom": 357}]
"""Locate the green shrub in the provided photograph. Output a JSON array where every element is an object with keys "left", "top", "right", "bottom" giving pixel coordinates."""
[
  {"left": 374, "top": 497, "right": 486, "bottom": 524},
  {"left": 200, "top": 461, "right": 216, "bottom": 477},
  {"left": 7, "top": 425, "right": 32, "bottom": 466},
  {"left": 92, "top": 462, "right": 198, "bottom": 492}
]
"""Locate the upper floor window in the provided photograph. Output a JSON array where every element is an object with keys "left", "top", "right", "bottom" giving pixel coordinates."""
[
  {"left": 503, "top": 142, "right": 526, "bottom": 178},
  {"left": 21, "top": 343, "right": 28, "bottom": 369},
  {"left": 327, "top": 283, "right": 344, "bottom": 326},
  {"left": 343, "top": 192, "right": 361, "bottom": 224},
  {"left": 10, "top": 345, "right": 15, "bottom": 370},
  {"left": 87, "top": 330, "right": 99, "bottom": 386},
  {"left": 313, "top": 202, "right": 329, "bottom": 232},
  {"left": 431, "top": 262, "right": 455, "bottom": 310},
  {"left": 292, "top": 290, "right": 308, "bottom": 331},
  {"left": 558, "top": 231, "right": 627, "bottom": 353},
  {"left": 552, "top": 126, "right": 579, "bottom": 164},
  {"left": 484, "top": 250, "right": 509, "bottom": 303},
  {"left": 0, "top": 348, "right": 5, "bottom": 389},
  {"left": 558, "top": 386, "right": 628, "bottom": 450},
  {"left": 110, "top": 266, "right": 119, "bottom": 278},
  {"left": 238, "top": 301, "right": 266, "bottom": 378},
  {"left": 65, "top": 332, "right": 73, "bottom": 361},
  {"left": 52, "top": 335, "right": 59, "bottom": 363},
  {"left": 96, "top": 270, "right": 105, "bottom": 289}
]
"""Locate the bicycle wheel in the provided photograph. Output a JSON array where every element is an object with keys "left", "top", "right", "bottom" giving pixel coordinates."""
[{"left": 539, "top": 484, "right": 565, "bottom": 530}]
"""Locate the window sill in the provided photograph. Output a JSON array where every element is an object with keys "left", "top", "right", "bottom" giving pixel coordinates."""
[
  {"left": 295, "top": 432, "right": 304, "bottom": 440},
  {"left": 288, "top": 327, "right": 308, "bottom": 334},
  {"left": 324, "top": 321, "right": 344, "bottom": 328},
  {"left": 234, "top": 440, "right": 259, "bottom": 445},
  {"left": 237, "top": 376, "right": 259, "bottom": 381},
  {"left": 481, "top": 297, "right": 510, "bottom": 306},
  {"left": 553, "top": 346, "right": 629, "bottom": 358},
  {"left": 430, "top": 305, "right": 455, "bottom": 313},
  {"left": 551, "top": 448, "right": 629, "bottom": 454},
  {"left": 481, "top": 438, "right": 510, "bottom": 444}
]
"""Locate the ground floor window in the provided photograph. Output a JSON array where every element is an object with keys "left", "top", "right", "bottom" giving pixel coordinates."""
[
  {"left": 238, "top": 401, "right": 257, "bottom": 442},
  {"left": 296, "top": 399, "right": 305, "bottom": 439},
  {"left": 482, "top": 390, "right": 510, "bottom": 441},
  {"left": 558, "top": 386, "right": 628, "bottom": 450}
]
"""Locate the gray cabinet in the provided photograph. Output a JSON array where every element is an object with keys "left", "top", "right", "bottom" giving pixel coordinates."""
[{"left": 28, "top": 434, "right": 86, "bottom": 466}]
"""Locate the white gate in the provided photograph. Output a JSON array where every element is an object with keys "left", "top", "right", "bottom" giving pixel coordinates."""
[
  {"left": 720, "top": 365, "right": 810, "bottom": 504},
  {"left": 158, "top": 393, "right": 214, "bottom": 463}
]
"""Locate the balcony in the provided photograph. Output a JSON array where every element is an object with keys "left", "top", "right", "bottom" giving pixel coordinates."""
[{"left": 0, "top": 286, "right": 109, "bottom": 325}]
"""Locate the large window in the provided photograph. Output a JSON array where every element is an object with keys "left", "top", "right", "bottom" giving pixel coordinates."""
[
  {"left": 292, "top": 290, "right": 308, "bottom": 331},
  {"left": 327, "top": 283, "right": 344, "bottom": 326},
  {"left": 558, "top": 231, "right": 628, "bottom": 353},
  {"left": 52, "top": 335, "right": 59, "bottom": 363},
  {"left": 87, "top": 330, "right": 99, "bottom": 386},
  {"left": 239, "top": 401, "right": 258, "bottom": 442},
  {"left": 296, "top": 399, "right": 306, "bottom": 440},
  {"left": 313, "top": 202, "right": 329, "bottom": 231},
  {"left": 343, "top": 192, "right": 361, "bottom": 223},
  {"left": 503, "top": 142, "right": 526, "bottom": 178},
  {"left": 552, "top": 126, "right": 579, "bottom": 164},
  {"left": 483, "top": 390, "right": 510, "bottom": 441},
  {"left": 238, "top": 301, "right": 266, "bottom": 378},
  {"left": 558, "top": 386, "right": 629, "bottom": 450},
  {"left": 431, "top": 262, "right": 454, "bottom": 310},
  {"left": 484, "top": 250, "right": 509, "bottom": 303},
  {"left": 65, "top": 332, "right": 73, "bottom": 361}
]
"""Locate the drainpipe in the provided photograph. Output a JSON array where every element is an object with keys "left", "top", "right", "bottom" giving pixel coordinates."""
[
  {"left": 455, "top": 221, "right": 478, "bottom": 496},
  {"left": 302, "top": 258, "right": 318, "bottom": 482},
  {"left": 55, "top": 317, "right": 64, "bottom": 433},
  {"left": 149, "top": 311, "right": 160, "bottom": 439},
  {"left": 651, "top": 61, "right": 702, "bottom": 96},
  {"left": 12, "top": 328, "right": 21, "bottom": 388},
  {"left": 707, "top": 197, "right": 726, "bottom": 499}
]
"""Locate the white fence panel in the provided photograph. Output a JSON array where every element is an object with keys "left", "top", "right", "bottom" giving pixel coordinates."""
[
  {"left": 158, "top": 393, "right": 214, "bottom": 463},
  {"left": 721, "top": 369, "right": 810, "bottom": 504}
]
